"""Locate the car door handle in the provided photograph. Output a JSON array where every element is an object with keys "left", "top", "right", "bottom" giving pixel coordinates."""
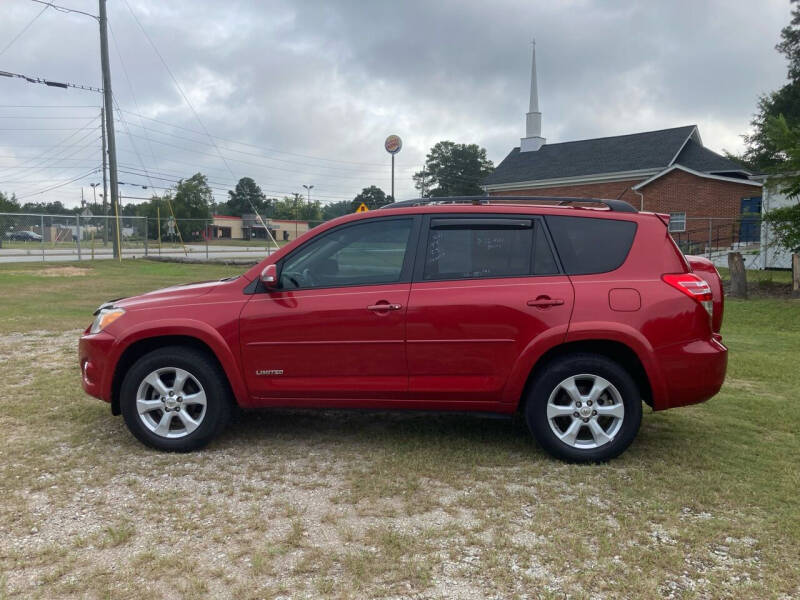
[
  {"left": 367, "top": 303, "right": 403, "bottom": 311},
  {"left": 527, "top": 297, "right": 565, "bottom": 307}
]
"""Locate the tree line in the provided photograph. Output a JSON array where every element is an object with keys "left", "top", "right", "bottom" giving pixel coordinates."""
[{"left": 0, "top": 139, "right": 496, "bottom": 234}]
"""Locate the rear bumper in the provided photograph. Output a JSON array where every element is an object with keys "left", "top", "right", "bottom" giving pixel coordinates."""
[
  {"left": 652, "top": 334, "right": 727, "bottom": 410},
  {"left": 78, "top": 330, "right": 116, "bottom": 403}
]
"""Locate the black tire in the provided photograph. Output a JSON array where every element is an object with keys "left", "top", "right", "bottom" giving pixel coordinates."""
[
  {"left": 525, "top": 353, "right": 642, "bottom": 463},
  {"left": 120, "top": 346, "right": 232, "bottom": 452}
]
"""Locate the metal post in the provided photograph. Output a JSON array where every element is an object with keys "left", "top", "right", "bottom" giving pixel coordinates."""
[
  {"left": 391, "top": 153, "right": 395, "bottom": 201},
  {"left": 40, "top": 214, "right": 45, "bottom": 262},
  {"left": 76, "top": 214, "right": 82, "bottom": 261},
  {"left": 157, "top": 206, "right": 162, "bottom": 255},
  {"left": 144, "top": 217, "right": 148, "bottom": 257},
  {"left": 205, "top": 220, "right": 209, "bottom": 260},
  {"left": 99, "top": 0, "right": 120, "bottom": 258},
  {"left": 100, "top": 107, "right": 109, "bottom": 245}
]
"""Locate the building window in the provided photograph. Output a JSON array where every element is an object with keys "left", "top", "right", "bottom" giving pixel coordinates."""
[{"left": 668, "top": 212, "right": 686, "bottom": 233}]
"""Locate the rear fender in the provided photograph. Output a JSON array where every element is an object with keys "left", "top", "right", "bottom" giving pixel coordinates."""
[
  {"left": 565, "top": 322, "right": 669, "bottom": 409},
  {"left": 686, "top": 255, "right": 724, "bottom": 333}
]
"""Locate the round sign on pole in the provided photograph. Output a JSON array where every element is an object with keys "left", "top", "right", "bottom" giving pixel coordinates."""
[{"left": 384, "top": 134, "right": 402, "bottom": 154}]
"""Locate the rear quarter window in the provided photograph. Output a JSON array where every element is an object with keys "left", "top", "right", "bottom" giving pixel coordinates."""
[{"left": 545, "top": 215, "right": 637, "bottom": 275}]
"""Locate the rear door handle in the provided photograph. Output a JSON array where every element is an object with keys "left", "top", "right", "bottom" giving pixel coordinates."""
[
  {"left": 527, "top": 297, "right": 564, "bottom": 307},
  {"left": 367, "top": 303, "right": 403, "bottom": 311}
]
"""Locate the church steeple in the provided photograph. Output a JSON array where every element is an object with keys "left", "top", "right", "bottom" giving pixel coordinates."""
[{"left": 521, "top": 39, "right": 546, "bottom": 152}]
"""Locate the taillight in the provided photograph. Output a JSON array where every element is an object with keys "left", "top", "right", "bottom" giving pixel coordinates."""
[{"left": 662, "top": 273, "right": 714, "bottom": 318}]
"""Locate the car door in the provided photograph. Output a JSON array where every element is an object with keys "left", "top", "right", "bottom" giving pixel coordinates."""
[
  {"left": 239, "top": 216, "right": 419, "bottom": 401},
  {"left": 406, "top": 215, "right": 574, "bottom": 404}
]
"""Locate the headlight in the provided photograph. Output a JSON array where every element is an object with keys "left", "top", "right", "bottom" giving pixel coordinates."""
[{"left": 90, "top": 307, "right": 125, "bottom": 334}]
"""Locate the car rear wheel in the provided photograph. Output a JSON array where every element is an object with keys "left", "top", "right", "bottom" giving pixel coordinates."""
[
  {"left": 525, "top": 353, "right": 642, "bottom": 462},
  {"left": 120, "top": 346, "right": 231, "bottom": 452}
]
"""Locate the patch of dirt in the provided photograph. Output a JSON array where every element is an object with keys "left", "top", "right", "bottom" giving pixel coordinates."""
[{"left": 6, "top": 267, "right": 92, "bottom": 277}]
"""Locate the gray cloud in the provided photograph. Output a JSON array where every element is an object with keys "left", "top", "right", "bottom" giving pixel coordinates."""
[{"left": 0, "top": 0, "right": 792, "bottom": 207}]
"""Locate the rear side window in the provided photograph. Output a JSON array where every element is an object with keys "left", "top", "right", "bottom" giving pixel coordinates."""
[
  {"left": 422, "top": 218, "right": 559, "bottom": 280},
  {"left": 545, "top": 216, "right": 636, "bottom": 275}
]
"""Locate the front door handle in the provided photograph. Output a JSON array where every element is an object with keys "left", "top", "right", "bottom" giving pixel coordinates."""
[
  {"left": 367, "top": 302, "right": 403, "bottom": 311},
  {"left": 527, "top": 296, "right": 565, "bottom": 308}
]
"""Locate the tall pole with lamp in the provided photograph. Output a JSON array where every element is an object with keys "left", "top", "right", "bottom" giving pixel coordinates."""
[{"left": 384, "top": 135, "right": 402, "bottom": 201}]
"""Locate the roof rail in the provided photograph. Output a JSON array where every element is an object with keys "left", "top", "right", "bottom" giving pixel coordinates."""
[{"left": 379, "top": 195, "right": 638, "bottom": 213}]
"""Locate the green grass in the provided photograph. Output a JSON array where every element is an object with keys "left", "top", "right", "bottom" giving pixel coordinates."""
[
  {"left": 0, "top": 261, "right": 241, "bottom": 333},
  {"left": 0, "top": 261, "right": 798, "bottom": 598}
]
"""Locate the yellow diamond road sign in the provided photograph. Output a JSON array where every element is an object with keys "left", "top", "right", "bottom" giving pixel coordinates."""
[{"left": 356, "top": 203, "right": 369, "bottom": 213}]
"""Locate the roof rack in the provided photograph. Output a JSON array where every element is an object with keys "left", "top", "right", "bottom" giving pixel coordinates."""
[{"left": 379, "top": 195, "right": 638, "bottom": 213}]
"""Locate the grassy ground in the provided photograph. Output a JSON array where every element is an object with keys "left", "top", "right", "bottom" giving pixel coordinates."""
[{"left": 0, "top": 261, "right": 798, "bottom": 599}]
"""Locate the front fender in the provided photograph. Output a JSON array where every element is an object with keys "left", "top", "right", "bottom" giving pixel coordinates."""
[{"left": 102, "top": 319, "right": 249, "bottom": 406}]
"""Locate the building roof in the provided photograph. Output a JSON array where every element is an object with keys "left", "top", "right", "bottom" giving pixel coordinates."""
[
  {"left": 483, "top": 125, "right": 751, "bottom": 188},
  {"left": 672, "top": 139, "right": 748, "bottom": 175}
]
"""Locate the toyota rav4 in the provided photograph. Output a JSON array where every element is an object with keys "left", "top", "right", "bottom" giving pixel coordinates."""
[{"left": 78, "top": 196, "right": 727, "bottom": 462}]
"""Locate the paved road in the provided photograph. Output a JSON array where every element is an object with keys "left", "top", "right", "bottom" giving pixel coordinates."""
[{"left": 0, "top": 244, "right": 275, "bottom": 263}]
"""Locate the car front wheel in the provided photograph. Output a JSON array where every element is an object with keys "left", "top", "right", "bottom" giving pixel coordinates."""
[
  {"left": 525, "top": 353, "right": 642, "bottom": 462},
  {"left": 120, "top": 346, "right": 231, "bottom": 451}
]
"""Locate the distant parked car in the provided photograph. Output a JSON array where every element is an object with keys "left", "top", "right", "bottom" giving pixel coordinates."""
[{"left": 5, "top": 230, "right": 42, "bottom": 242}]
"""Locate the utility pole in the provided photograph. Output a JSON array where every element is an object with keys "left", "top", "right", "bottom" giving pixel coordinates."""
[
  {"left": 293, "top": 192, "right": 301, "bottom": 239},
  {"left": 99, "top": 0, "right": 120, "bottom": 258},
  {"left": 100, "top": 106, "right": 109, "bottom": 244}
]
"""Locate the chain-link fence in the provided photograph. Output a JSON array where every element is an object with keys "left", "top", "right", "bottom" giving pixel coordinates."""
[
  {"left": 0, "top": 212, "right": 326, "bottom": 263},
  {"left": 0, "top": 212, "right": 774, "bottom": 267},
  {"left": 668, "top": 216, "right": 763, "bottom": 268}
]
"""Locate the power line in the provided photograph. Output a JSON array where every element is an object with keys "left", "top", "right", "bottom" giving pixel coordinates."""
[
  {"left": 116, "top": 109, "right": 392, "bottom": 169},
  {"left": 0, "top": 69, "right": 103, "bottom": 93},
  {"left": 0, "top": 104, "right": 99, "bottom": 108},
  {"left": 15, "top": 167, "right": 100, "bottom": 199},
  {"left": 29, "top": 0, "right": 98, "bottom": 20},
  {"left": 0, "top": 4, "right": 49, "bottom": 58},
  {"left": 113, "top": 117, "right": 413, "bottom": 176}
]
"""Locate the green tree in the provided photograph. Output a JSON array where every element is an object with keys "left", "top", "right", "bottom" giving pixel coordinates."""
[
  {"left": 351, "top": 185, "right": 392, "bottom": 211},
  {"left": 0, "top": 191, "right": 19, "bottom": 213},
  {"left": 741, "top": 0, "right": 800, "bottom": 170},
  {"left": 0, "top": 192, "right": 20, "bottom": 246},
  {"left": 413, "top": 141, "right": 494, "bottom": 197},
  {"left": 323, "top": 200, "right": 353, "bottom": 220},
  {"left": 155, "top": 173, "right": 213, "bottom": 241},
  {"left": 219, "top": 177, "right": 270, "bottom": 216},
  {"left": 761, "top": 115, "right": 800, "bottom": 252},
  {"left": 270, "top": 196, "right": 322, "bottom": 222},
  {"left": 20, "top": 200, "right": 73, "bottom": 215}
]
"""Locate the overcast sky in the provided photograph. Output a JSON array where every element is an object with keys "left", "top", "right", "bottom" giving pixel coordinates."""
[{"left": 0, "top": 0, "right": 793, "bottom": 209}]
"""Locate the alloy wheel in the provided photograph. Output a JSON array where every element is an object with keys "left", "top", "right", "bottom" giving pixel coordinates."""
[
  {"left": 546, "top": 374, "right": 625, "bottom": 449},
  {"left": 135, "top": 367, "right": 207, "bottom": 439}
]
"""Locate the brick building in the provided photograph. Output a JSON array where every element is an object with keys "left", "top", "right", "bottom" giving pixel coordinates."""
[{"left": 483, "top": 43, "right": 762, "bottom": 248}]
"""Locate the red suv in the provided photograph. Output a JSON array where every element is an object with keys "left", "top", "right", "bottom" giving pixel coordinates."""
[{"left": 79, "top": 197, "right": 727, "bottom": 462}]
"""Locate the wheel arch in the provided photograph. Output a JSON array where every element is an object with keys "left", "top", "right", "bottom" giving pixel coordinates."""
[
  {"left": 518, "top": 339, "right": 653, "bottom": 414},
  {"left": 110, "top": 334, "right": 242, "bottom": 415}
]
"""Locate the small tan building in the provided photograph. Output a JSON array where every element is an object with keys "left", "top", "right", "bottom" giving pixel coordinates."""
[
  {"left": 268, "top": 218, "right": 309, "bottom": 242},
  {"left": 209, "top": 215, "right": 245, "bottom": 240}
]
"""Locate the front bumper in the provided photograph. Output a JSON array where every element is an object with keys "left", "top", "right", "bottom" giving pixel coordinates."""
[
  {"left": 78, "top": 330, "right": 116, "bottom": 402},
  {"left": 653, "top": 334, "right": 728, "bottom": 410}
]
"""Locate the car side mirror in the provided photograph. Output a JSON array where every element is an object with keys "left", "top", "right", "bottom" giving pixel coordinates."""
[{"left": 260, "top": 264, "right": 278, "bottom": 289}]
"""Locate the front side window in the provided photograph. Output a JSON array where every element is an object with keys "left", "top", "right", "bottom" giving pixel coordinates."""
[
  {"left": 422, "top": 218, "right": 557, "bottom": 280},
  {"left": 279, "top": 218, "right": 412, "bottom": 289},
  {"left": 668, "top": 212, "right": 687, "bottom": 233}
]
